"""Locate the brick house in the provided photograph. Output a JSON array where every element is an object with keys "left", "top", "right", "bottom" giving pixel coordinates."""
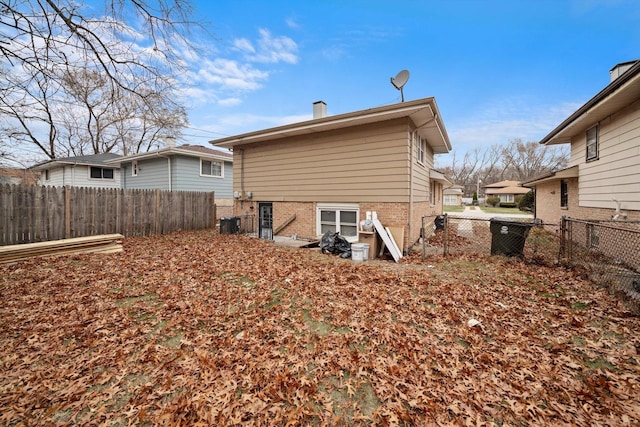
[
  {"left": 523, "top": 60, "right": 640, "bottom": 224},
  {"left": 210, "top": 98, "right": 452, "bottom": 252}
]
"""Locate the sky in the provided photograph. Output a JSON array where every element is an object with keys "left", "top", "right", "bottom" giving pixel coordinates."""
[
  {"left": 174, "top": 0, "right": 639, "bottom": 166},
  {"left": 4, "top": 0, "right": 638, "bottom": 167}
]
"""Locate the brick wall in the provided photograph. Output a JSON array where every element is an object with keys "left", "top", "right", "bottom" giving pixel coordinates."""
[
  {"left": 535, "top": 178, "right": 640, "bottom": 225},
  {"left": 231, "top": 200, "right": 449, "bottom": 252}
]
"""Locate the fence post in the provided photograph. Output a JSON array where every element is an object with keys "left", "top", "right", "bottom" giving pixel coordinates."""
[
  {"left": 443, "top": 213, "right": 449, "bottom": 256},
  {"left": 64, "top": 186, "right": 71, "bottom": 239},
  {"left": 421, "top": 216, "right": 426, "bottom": 262}
]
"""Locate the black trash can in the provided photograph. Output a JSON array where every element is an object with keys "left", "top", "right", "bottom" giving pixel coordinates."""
[
  {"left": 220, "top": 216, "right": 240, "bottom": 234},
  {"left": 434, "top": 215, "right": 446, "bottom": 230},
  {"left": 489, "top": 218, "right": 533, "bottom": 257}
]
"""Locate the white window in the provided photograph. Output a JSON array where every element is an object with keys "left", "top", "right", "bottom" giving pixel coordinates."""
[
  {"left": 444, "top": 194, "right": 458, "bottom": 205},
  {"left": 132, "top": 160, "right": 138, "bottom": 177},
  {"left": 499, "top": 194, "right": 515, "bottom": 203},
  {"left": 317, "top": 203, "right": 359, "bottom": 242},
  {"left": 201, "top": 159, "right": 223, "bottom": 177},
  {"left": 89, "top": 167, "right": 114, "bottom": 179},
  {"left": 413, "top": 131, "right": 426, "bottom": 165},
  {"left": 44, "top": 169, "right": 49, "bottom": 181},
  {"left": 430, "top": 181, "right": 436, "bottom": 205},
  {"left": 586, "top": 125, "right": 598, "bottom": 162}
]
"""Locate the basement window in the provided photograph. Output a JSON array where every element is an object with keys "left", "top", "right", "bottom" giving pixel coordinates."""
[{"left": 317, "top": 203, "right": 359, "bottom": 242}]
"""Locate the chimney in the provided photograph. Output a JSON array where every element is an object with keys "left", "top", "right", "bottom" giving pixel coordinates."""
[
  {"left": 313, "top": 101, "right": 327, "bottom": 119},
  {"left": 164, "top": 136, "right": 176, "bottom": 148},
  {"left": 609, "top": 60, "right": 636, "bottom": 82}
]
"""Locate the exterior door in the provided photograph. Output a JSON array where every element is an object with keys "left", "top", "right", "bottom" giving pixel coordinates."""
[{"left": 259, "top": 203, "right": 273, "bottom": 240}]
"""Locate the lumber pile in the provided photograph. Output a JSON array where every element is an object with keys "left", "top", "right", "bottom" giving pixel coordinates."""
[{"left": 0, "top": 234, "right": 124, "bottom": 264}]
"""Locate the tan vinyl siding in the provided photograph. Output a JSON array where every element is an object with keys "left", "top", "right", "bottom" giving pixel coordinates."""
[
  {"left": 574, "top": 101, "right": 640, "bottom": 211},
  {"left": 235, "top": 118, "right": 411, "bottom": 203}
]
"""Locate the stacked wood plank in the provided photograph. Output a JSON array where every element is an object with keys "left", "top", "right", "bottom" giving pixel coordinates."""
[{"left": 0, "top": 234, "right": 124, "bottom": 264}]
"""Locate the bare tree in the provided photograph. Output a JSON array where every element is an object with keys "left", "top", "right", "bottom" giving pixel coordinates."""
[
  {"left": 0, "top": 0, "right": 199, "bottom": 161},
  {"left": 501, "top": 138, "right": 569, "bottom": 181},
  {"left": 437, "top": 139, "right": 569, "bottom": 196}
]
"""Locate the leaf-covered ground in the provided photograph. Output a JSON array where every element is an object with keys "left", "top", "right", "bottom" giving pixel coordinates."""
[{"left": 1, "top": 229, "right": 639, "bottom": 426}]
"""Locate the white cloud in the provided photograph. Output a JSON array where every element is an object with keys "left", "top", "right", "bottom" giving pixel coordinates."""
[
  {"left": 233, "top": 38, "right": 255, "bottom": 54},
  {"left": 235, "top": 28, "right": 299, "bottom": 64},
  {"left": 285, "top": 18, "right": 300, "bottom": 29},
  {"left": 217, "top": 97, "right": 242, "bottom": 107},
  {"left": 193, "top": 58, "right": 269, "bottom": 91},
  {"left": 436, "top": 98, "right": 581, "bottom": 166}
]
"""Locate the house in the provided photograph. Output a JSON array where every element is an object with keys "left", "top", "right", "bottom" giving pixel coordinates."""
[
  {"left": 210, "top": 98, "right": 452, "bottom": 252},
  {"left": 523, "top": 60, "right": 640, "bottom": 224},
  {"left": 0, "top": 168, "right": 40, "bottom": 185},
  {"left": 444, "top": 184, "right": 464, "bottom": 206},
  {"left": 483, "top": 180, "right": 530, "bottom": 205},
  {"left": 104, "top": 144, "right": 234, "bottom": 213},
  {"left": 30, "top": 153, "right": 122, "bottom": 188}
]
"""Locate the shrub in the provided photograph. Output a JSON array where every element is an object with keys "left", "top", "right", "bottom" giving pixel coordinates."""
[
  {"left": 472, "top": 191, "right": 478, "bottom": 205},
  {"left": 499, "top": 202, "right": 517, "bottom": 208},
  {"left": 518, "top": 190, "right": 535, "bottom": 212},
  {"left": 486, "top": 196, "right": 500, "bottom": 207}
]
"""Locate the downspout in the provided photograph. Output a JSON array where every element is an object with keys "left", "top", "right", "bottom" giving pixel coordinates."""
[
  {"left": 408, "top": 129, "right": 414, "bottom": 255},
  {"left": 156, "top": 152, "right": 172, "bottom": 191}
]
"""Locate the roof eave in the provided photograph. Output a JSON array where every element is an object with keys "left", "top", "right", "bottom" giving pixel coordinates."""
[
  {"left": 211, "top": 97, "right": 451, "bottom": 154},
  {"left": 540, "top": 60, "right": 640, "bottom": 146}
]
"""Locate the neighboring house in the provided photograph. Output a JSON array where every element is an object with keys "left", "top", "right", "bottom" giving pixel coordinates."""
[
  {"left": 444, "top": 184, "right": 464, "bottom": 206},
  {"left": 30, "top": 153, "right": 122, "bottom": 188},
  {"left": 104, "top": 144, "right": 234, "bottom": 209},
  {"left": 210, "top": 98, "right": 452, "bottom": 252},
  {"left": 523, "top": 60, "right": 640, "bottom": 224},
  {"left": 483, "top": 180, "right": 530, "bottom": 204},
  {"left": 0, "top": 168, "right": 40, "bottom": 185}
]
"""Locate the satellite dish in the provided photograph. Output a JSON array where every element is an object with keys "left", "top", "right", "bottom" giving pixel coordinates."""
[{"left": 390, "top": 69, "right": 410, "bottom": 101}]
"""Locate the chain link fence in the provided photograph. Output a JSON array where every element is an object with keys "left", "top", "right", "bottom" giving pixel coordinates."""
[
  {"left": 421, "top": 213, "right": 640, "bottom": 312},
  {"left": 560, "top": 217, "right": 640, "bottom": 311}
]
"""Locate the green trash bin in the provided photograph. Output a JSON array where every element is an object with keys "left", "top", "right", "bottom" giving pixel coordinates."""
[{"left": 489, "top": 218, "right": 533, "bottom": 257}]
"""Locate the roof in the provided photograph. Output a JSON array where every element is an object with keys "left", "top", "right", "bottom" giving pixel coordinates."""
[
  {"left": 210, "top": 97, "right": 452, "bottom": 154},
  {"left": 429, "top": 169, "right": 451, "bottom": 185},
  {"left": 485, "top": 185, "right": 530, "bottom": 195},
  {"left": 30, "top": 153, "right": 122, "bottom": 171},
  {"left": 104, "top": 144, "right": 233, "bottom": 165},
  {"left": 483, "top": 180, "right": 521, "bottom": 188},
  {"left": 540, "top": 59, "right": 640, "bottom": 145},
  {"left": 521, "top": 165, "right": 579, "bottom": 187}
]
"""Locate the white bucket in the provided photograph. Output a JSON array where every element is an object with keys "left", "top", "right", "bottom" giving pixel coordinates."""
[
  {"left": 360, "top": 243, "right": 370, "bottom": 260},
  {"left": 351, "top": 244, "right": 364, "bottom": 262}
]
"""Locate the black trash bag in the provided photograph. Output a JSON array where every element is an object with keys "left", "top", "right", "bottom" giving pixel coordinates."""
[{"left": 320, "top": 231, "right": 352, "bottom": 258}]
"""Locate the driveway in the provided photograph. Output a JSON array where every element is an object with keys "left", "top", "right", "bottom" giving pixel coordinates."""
[
  {"left": 447, "top": 206, "right": 533, "bottom": 219},
  {"left": 445, "top": 206, "right": 533, "bottom": 237}
]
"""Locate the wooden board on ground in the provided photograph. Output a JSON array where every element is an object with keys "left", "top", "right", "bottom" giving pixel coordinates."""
[
  {"left": 386, "top": 226, "right": 404, "bottom": 254},
  {"left": 385, "top": 226, "right": 403, "bottom": 260},
  {"left": 0, "top": 234, "right": 124, "bottom": 263},
  {"left": 372, "top": 219, "right": 402, "bottom": 262}
]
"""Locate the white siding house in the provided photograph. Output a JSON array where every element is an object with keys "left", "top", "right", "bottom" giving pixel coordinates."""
[
  {"left": 30, "top": 153, "right": 122, "bottom": 188},
  {"left": 523, "top": 60, "right": 640, "bottom": 224}
]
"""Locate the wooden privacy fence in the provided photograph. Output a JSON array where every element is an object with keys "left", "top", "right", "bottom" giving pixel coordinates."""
[{"left": 0, "top": 184, "right": 216, "bottom": 245}]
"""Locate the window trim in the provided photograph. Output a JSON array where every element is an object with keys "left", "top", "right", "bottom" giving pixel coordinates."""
[
  {"left": 586, "top": 125, "right": 599, "bottom": 162},
  {"left": 413, "top": 131, "right": 426, "bottom": 166},
  {"left": 89, "top": 166, "right": 115, "bottom": 180},
  {"left": 316, "top": 203, "right": 359, "bottom": 242},
  {"left": 200, "top": 159, "right": 224, "bottom": 178}
]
